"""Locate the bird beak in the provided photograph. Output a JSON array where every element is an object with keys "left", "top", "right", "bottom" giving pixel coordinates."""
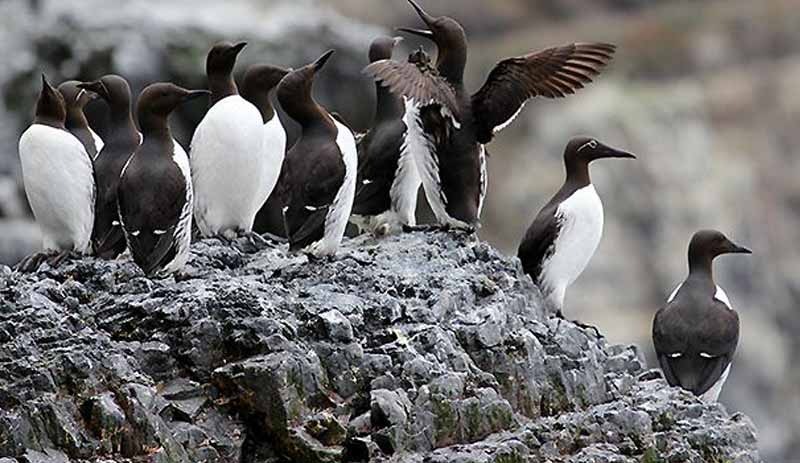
[
  {"left": 182, "top": 89, "right": 211, "bottom": 102},
  {"left": 312, "top": 49, "right": 335, "bottom": 73},
  {"left": 41, "top": 73, "right": 55, "bottom": 93},
  {"left": 727, "top": 241, "right": 752, "bottom": 254},
  {"left": 77, "top": 80, "right": 109, "bottom": 100},
  {"left": 595, "top": 142, "right": 636, "bottom": 160},
  {"left": 229, "top": 41, "right": 247, "bottom": 56},
  {"left": 398, "top": 0, "right": 435, "bottom": 39}
]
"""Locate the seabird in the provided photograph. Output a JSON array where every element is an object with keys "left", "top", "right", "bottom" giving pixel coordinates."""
[
  {"left": 365, "top": 0, "right": 615, "bottom": 231},
  {"left": 117, "top": 83, "right": 209, "bottom": 277},
  {"left": 57, "top": 80, "right": 104, "bottom": 158},
  {"left": 190, "top": 41, "right": 267, "bottom": 241},
  {"left": 350, "top": 36, "right": 422, "bottom": 237},
  {"left": 240, "top": 63, "right": 290, "bottom": 224},
  {"left": 275, "top": 50, "right": 357, "bottom": 256},
  {"left": 16, "top": 74, "right": 95, "bottom": 272},
  {"left": 653, "top": 229, "right": 751, "bottom": 403},
  {"left": 77, "top": 75, "right": 142, "bottom": 259},
  {"left": 518, "top": 137, "right": 635, "bottom": 311}
]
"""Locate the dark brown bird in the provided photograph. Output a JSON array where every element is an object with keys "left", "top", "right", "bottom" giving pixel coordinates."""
[
  {"left": 653, "top": 230, "right": 751, "bottom": 403},
  {"left": 364, "top": 0, "right": 615, "bottom": 231},
  {"left": 57, "top": 80, "right": 103, "bottom": 158}
]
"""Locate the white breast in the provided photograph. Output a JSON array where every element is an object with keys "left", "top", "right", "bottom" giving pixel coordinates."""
[
  {"left": 700, "top": 363, "right": 731, "bottom": 403},
  {"left": 90, "top": 129, "right": 104, "bottom": 160},
  {"left": 190, "top": 95, "right": 265, "bottom": 237},
  {"left": 540, "top": 185, "right": 604, "bottom": 307},
  {"left": 388, "top": 100, "right": 421, "bottom": 229},
  {"left": 254, "top": 114, "right": 286, "bottom": 212},
  {"left": 159, "top": 141, "right": 193, "bottom": 275},
  {"left": 309, "top": 118, "right": 357, "bottom": 256},
  {"left": 19, "top": 125, "right": 95, "bottom": 253}
]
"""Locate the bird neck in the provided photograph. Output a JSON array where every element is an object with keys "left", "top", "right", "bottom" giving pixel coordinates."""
[
  {"left": 64, "top": 107, "right": 89, "bottom": 131},
  {"left": 139, "top": 114, "right": 172, "bottom": 142},
  {"left": 208, "top": 73, "right": 238, "bottom": 106},
  {"left": 688, "top": 253, "right": 716, "bottom": 284},
  {"left": 564, "top": 159, "right": 591, "bottom": 188},
  {"left": 436, "top": 42, "right": 467, "bottom": 84},
  {"left": 300, "top": 112, "right": 338, "bottom": 138},
  {"left": 375, "top": 83, "right": 404, "bottom": 122},
  {"left": 246, "top": 91, "right": 275, "bottom": 123},
  {"left": 107, "top": 108, "right": 140, "bottom": 148}
]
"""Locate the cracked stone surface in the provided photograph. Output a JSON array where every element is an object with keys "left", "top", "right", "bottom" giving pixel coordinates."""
[{"left": 0, "top": 232, "right": 761, "bottom": 462}]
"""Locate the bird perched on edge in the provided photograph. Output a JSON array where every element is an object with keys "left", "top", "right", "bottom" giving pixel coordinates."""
[
  {"left": 16, "top": 74, "right": 95, "bottom": 272},
  {"left": 117, "top": 83, "right": 209, "bottom": 277},
  {"left": 350, "top": 36, "right": 422, "bottom": 237},
  {"left": 653, "top": 230, "right": 751, "bottom": 403},
  {"left": 240, "top": 63, "right": 290, "bottom": 224},
  {"left": 191, "top": 41, "right": 268, "bottom": 242},
  {"left": 57, "top": 80, "right": 104, "bottom": 159},
  {"left": 78, "top": 75, "right": 142, "bottom": 259},
  {"left": 364, "top": 0, "right": 615, "bottom": 231},
  {"left": 518, "top": 137, "right": 635, "bottom": 312},
  {"left": 276, "top": 50, "right": 357, "bottom": 257}
]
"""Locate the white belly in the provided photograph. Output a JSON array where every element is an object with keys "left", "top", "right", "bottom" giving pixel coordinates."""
[
  {"left": 254, "top": 115, "right": 286, "bottom": 212},
  {"left": 190, "top": 95, "right": 266, "bottom": 236},
  {"left": 19, "top": 125, "right": 95, "bottom": 253},
  {"left": 540, "top": 185, "right": 604, "bottom": 307},
  {"left": 700, "top": 363, "right": 731, "bottom": 403},
  {"left": 160, "top": 142, "right": 193, "bottom": 275},
  {"left": 389, "top": 100, "right": 421, "bottom": 229},
  {"left": 309, "top": 119, "right": 357, "bottom": 256}
]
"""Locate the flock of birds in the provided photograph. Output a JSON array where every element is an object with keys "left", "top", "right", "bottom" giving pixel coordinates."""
[{"left": 16, "top": 1, "right": 751, "bottom": 406}]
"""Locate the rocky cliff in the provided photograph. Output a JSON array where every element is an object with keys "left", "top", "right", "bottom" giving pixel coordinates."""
[{"left": 0, "top": 232, "right": 760, "bottom": 462}]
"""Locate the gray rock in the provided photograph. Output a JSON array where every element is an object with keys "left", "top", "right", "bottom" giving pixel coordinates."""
[{"left": 0, "top": 232, "right": 761, "bottom": 462}]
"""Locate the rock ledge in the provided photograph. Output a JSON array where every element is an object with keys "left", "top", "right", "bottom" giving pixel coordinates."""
[{"left": 0, "top": 232, "right": 760, "bottom": 462}]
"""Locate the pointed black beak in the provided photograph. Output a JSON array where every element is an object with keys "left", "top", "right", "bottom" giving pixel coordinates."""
[
  {"left": 229, "top": 41, "right": 247, "bottom": 56},
  {"left": 595, "top": 143, "right": 636, "bottom": 160},
  {"left": 312, "top": 50, "right": 335, "bottom": 72},
  {"left": 398, "top": 0, "right": 435, "bottom": 39},
  {"left": 728, "top": 242, "right": 752, "bottom": 254},
  {"left": 41, "top": 73, "right": 55, "bottom": 92},
  {"left": 182, "top": 89, "right": 211, "bottom": 102}
]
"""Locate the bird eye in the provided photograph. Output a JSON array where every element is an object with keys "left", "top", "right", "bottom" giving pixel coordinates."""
[{"left": 589, "top": 140, "right": 598, "bottom": 149}]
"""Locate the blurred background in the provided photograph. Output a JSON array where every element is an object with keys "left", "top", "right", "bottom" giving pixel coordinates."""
[{"left": 0, "top": 0, "right": 798, "bottom": 459}]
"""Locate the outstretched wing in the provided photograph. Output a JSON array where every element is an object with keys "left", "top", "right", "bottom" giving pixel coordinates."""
[
  {"left": 363, "top": 59, "right": 459, "bottom": 120},
  {"left": 472, "top": 43, "right": 616, "bottom": 143}
]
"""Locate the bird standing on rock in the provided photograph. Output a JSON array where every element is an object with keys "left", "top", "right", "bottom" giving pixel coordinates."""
[
  {"left": 350, "top": 36, "right": 422, "bottom": 237},
  {"left": 16, "top": 75, "right": 95, "bottom": 272},
  {"left": 518, "top": 137, "right": 635, "bottom": 312},
  {"left": 240, "top": 63, "right": 290, "bottom": 224},
  {"left": 78, "top": 75, "right": 142, "bottom": 259},
  {"left": 57, "top": 80, "right": 104, "bottom": 159},
  {"left": 365, "top": 0, "right": 615, "bottom": 231},
  {"left": 117, "top": 83, "right": 209, "bottom": 277},
  {"left": 276, "top": 50, "right": 357, "bottom": 257},
  {"left": 653, "top": 230, "right": 751, "bottom": 403},
  {"left": 191, "top": 41, "right": 267, "bottom": 242}
]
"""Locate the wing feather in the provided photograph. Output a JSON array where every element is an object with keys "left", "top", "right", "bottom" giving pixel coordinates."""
[{"left": 472, "top": 42, "right": 616, "bottom": 143}]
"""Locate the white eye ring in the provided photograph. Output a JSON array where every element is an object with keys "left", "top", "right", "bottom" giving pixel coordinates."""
[{"left": 578, "top": 140, "right": 598, "bottom": 152}]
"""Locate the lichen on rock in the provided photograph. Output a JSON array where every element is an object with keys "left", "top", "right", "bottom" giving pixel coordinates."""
[{"left": 0, "top": 232, "right": 760, "bottom": 462}]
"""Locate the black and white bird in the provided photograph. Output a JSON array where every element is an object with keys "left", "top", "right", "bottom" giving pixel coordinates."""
[
  {"left": 240, "top": 63, "right": 290, "bottom": 219},
  {"left": 190, "top": 41, "right": 267, "bottom": 240},
  {"left": 117, "top": 83, "right": 209, "bottom": 277},
  {"left": 350, "top": 36, "right": 422, "bottom": 237},
  {"left": 653, "top": 230, "right": 751, "bottom": 403},
  {"left": 518, "top": 137, "right": 635, "bottom": 310},
  {"left": 57, "top": 80, "right": 104, "bottom": 158},
  {"left": 275, "top": 50, "right": 357, "bottom": 256},
  {"left": 78, "top": 75, "right": 141, "bottom": 259},
  {"left": 364, "top": 0, "right": 615, "bottom": 231},
  {"left": 16, "top": 74, "right": 95, "bottom": 272}
]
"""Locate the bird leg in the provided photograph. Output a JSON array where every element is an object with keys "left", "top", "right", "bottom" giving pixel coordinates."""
[
  {"left": 553, "top": 310, "right": 604, "bottom": 339},
  {"left": 14, "top": 251, "right": 51, "bottom": 273},
  {"left": 47, "top": 250, "right": 74, "bottom": 268}
]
